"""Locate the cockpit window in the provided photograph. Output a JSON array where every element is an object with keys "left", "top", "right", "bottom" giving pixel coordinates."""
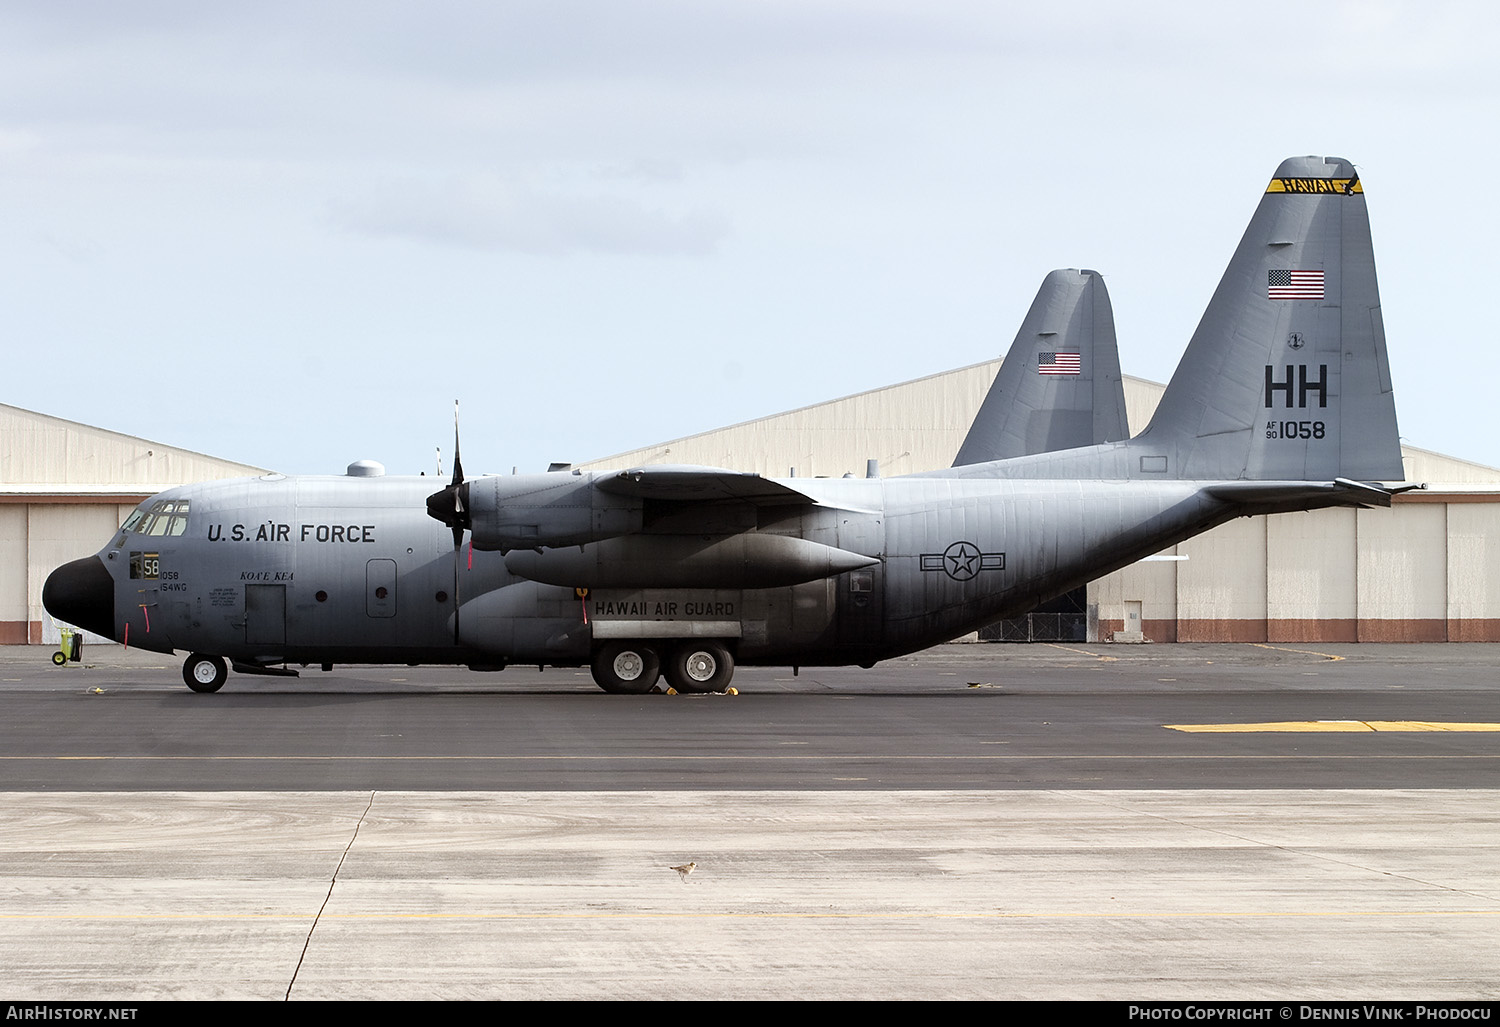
[
  {"left": 127, "top": 499, "right": 190, "bottom": 537},
  {"left": 146, "top": 502, "right": 171, "bottom": 536}
]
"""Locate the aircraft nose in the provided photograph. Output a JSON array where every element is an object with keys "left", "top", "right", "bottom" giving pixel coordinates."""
[{"left": 42, "top": 556, "right": 116, "bottom": 640}]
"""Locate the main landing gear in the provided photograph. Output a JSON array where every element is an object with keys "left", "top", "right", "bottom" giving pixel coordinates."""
[
  {"left": 590, "top": 640, "right": 735, "bottom": 695},
  {"left": 182, "top": 653, "right": 228, "bottom": 693}
]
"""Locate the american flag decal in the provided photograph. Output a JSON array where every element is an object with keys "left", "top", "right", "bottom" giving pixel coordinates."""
[
  {"left": 1038, "top": 352, "right": 1082, "bottom": 375},
  {"left": 1268, "top": 269, "right": 1325, "bottom": 300}
]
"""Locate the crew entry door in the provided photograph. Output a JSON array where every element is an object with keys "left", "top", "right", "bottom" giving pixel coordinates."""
[{"left": 245, "top": 584, "right": 286, "bottom": 645}]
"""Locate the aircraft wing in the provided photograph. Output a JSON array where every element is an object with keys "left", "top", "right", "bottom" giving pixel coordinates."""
[
  {"left": 450, "top": 465, "right": 846, "bottom": 553},
  {"left": 594, "top": 466, "right": 819, "bottom": 506}
]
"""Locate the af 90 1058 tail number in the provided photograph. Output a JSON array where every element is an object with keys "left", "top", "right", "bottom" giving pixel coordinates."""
[{"left": 1266, "top": 420, "right": 1326, "bottom": 440}]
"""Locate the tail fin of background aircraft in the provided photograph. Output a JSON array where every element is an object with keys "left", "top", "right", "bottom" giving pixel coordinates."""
[
  {"left": 952, "top": 269, "right": 1128, "bottom": 466},
  {"left": 1135, "top": 154, "right": 1403, "bottom": 481}
]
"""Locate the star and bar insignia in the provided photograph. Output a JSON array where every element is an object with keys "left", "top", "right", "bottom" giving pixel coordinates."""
[{"left": 920, "top": 541, "right": 1005, "bottom": 582}]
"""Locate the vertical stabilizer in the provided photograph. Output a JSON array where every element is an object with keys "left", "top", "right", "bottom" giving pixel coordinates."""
[
  {"left": 953, "top": 269, "right": 1128, "bottom": 466},
  {"left": 1138, "top": 156, "right": 1402, "bottom": 480}
]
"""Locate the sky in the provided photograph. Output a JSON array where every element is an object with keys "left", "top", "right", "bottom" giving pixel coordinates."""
[{"left": 3, "top": 1, "right": 1497, "bottom": 477}]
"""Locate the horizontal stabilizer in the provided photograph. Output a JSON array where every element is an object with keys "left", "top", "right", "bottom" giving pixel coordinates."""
[{"left": 1205, "top": 479, "right": 1424, "bottom": 510}]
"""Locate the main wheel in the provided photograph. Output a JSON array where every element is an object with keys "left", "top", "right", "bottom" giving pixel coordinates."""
[
  {"left": 591, "top": 642, "right": 661, "bottom": 694},
  {"left": 182, "top": 653, "right": 228, "bottom": 693},
  {"left": 664, "top": 641, "right": 734, "bottom": 693}
]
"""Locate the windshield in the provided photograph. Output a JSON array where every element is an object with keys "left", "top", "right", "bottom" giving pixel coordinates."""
[{"left": 124, "top": 499, "right": 191, "bottom": 537}]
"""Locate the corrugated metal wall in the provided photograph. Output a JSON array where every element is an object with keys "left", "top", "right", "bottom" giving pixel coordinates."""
[
  {"left": 578, "top": 359, "right": 1007, "bottom": 479},
  {"left": 1, "top": 404, "right": 264, "bottom": 487},
  {"left": 1091, "top": 496, "right": 1500, "bottom": 643}
]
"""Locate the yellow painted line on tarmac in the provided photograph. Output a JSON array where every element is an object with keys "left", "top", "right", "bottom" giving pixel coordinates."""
[
  {"left": 1250, "top": 643, "right": 1345, "bottom": 661},
  {"left": 1166, "top": 721, "right": 1500, "bottom": 733},
  {"left": 1042, "top": 643, "right": 1117, "bottom": 661}
]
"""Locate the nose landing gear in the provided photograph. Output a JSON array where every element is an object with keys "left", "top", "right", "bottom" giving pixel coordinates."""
[{"left": 183, "top": 653, "right": 228, "bottom": 693}]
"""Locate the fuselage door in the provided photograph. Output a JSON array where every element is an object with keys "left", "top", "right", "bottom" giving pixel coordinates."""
[
  {"left": 245, "top": 584, "right": 286, "bottom": 645},
  {"left": 367, "top": 559, "right": 397, "bottom": 618}
]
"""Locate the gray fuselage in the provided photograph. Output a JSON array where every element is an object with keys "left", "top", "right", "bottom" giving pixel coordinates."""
[{"left": 70, "top": 469, "right": 1237, "bottom": 670}]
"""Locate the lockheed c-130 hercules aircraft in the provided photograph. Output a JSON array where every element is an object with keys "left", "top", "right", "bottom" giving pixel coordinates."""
[{"left": 44, "top": 155, "right": 1414, "bottom": 694}]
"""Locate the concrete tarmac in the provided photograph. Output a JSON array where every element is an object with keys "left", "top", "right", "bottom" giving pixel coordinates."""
[
  {"left": 3, "top": 789, "right": 1497, "bottom": 1000},
  {"left": 2, "top": 643, "right": 1498, "bottom": 1000}
]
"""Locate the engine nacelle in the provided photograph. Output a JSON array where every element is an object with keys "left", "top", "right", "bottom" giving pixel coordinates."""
[
  {"left": 502, "top": 533, "right": 879, "bottom": 589},
  {"left": 464, "top": 473, "right": 643, "bottom": 552}
]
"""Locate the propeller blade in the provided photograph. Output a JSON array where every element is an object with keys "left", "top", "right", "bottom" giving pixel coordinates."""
[
  {"left": 425, "top": 399, "right": 471, "bottom": 551},
  {"left": 439, "top": 401, "right": 469, "bottom": 645},
  {"left": 451, "top": 399, "right": 464, "bottom": 489}
]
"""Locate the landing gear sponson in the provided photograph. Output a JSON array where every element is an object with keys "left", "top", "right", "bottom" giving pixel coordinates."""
[{"left": 590, "top": 640, "right": 735, "bottom": 694}]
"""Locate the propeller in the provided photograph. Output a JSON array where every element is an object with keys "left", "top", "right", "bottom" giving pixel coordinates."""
[
  {"left": 425, "top": 401, "right": 470, "bottom": 645},
  {"left": 426, "top": 400, "right": 471, "bottom": 549}
]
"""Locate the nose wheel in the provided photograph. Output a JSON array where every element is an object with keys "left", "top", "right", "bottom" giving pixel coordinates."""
[{"left": 182, "top": 653, "right": 228, "bottom": 693}]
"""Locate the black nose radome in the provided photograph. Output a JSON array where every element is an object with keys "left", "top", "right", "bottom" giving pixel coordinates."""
[{"left": 43, "top": 556, "right": 116, "bottom": 640}]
